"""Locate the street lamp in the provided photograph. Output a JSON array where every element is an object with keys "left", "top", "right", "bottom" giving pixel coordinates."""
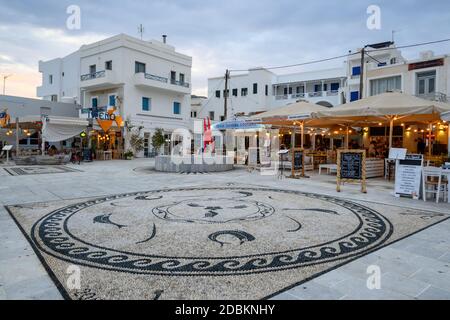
[{"left": 3, "top": 74, "right": 12, "bottom": 95}]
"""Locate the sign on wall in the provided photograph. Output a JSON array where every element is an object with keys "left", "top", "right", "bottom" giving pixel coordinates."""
[
  {"left": 394, "top": 154, "right": 423, "bottom": 200},
  {"left": 337, "top": 149, "right": 367, "bottom": 193}
]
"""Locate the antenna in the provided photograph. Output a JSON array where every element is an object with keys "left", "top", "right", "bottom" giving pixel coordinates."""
[{"left": 137, "top": 24, "right": 144, "bottom": 40}]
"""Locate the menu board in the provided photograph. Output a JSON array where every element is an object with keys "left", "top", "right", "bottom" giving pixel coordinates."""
[
  {"left": 394, "top": 154, "right": 423, "bottom": 200},
  {"left": 290, "top": 148, "right": 305, "bottom": 178},
  {"left": 340, "top": 152, "right": 363, "bottom": 179},
  {"left": 293, "top": 150, "right": 303, "bottom": 170},
  {"left": 337, "top": 150, "right": 366, "bottom": 193},
  {"left": 248, "top": 147, "right": 258, "bottom": 166}
]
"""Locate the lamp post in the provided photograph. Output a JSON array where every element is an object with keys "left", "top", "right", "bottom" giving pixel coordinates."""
[{"left": 3, "top": 74, "right": 12, "bottom": 95}]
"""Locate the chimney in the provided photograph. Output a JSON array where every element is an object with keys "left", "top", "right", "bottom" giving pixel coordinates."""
[{"left": 162, "top": 35, "right": 167, "bottom": 44}]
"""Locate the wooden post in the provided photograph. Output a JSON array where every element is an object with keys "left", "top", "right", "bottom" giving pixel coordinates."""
[
  {"left": 300, "top": 121, "right": 304, "bottom": 148},
  {"left": 388, "top": 117, "right": 394, "bottom": 150},
  {"left": 15, "top": 117, "right": 19, "bottom": 156},
  {"left": 428, "top": 122, "right": 433, "bottom": 156}
]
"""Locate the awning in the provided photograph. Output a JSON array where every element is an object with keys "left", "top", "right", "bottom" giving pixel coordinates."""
[
  {"left": 212, "top": 119, "right": 264, "bottom": 130},
  {"left": 42, "top": 116, "right": 89, "bottom": 142}
]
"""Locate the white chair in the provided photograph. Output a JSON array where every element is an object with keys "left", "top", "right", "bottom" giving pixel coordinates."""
[{"left": 422, "top": 166, "right": 448, "bottom": 203}]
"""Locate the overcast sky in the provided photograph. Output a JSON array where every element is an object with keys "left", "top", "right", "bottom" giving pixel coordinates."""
[{"left": 1, "top": 0, "right": 450, "bottom": 98}]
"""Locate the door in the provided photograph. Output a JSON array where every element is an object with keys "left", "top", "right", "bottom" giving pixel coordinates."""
[
  {"left": 416, "top": 71, "right": 436, "bottom": 98},
  {"left": 143, "top": 132, "right": 150, "bottom": 157}
]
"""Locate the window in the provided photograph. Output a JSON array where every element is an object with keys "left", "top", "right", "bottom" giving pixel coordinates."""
[
  {"left": 62, "top": 72, "right": 65, "bottom": 77},
  {"left": 51, "top": 95, "right": 57, "bottom": 102},
  {"left": 323, "top": 84, "right": 327, "bottom": 91},
  {"left": 288, "top": 87, "right": 293, "bottom": 95},
  {"left": 191, "top": 111, "right": 197, "bottom": 118},
  {"left": 223, "top": 89, "right": 229, "bottom": 98},
  {"left": 265, "top": 85, "right": 268, "bottom": 96},
  {"left": 142, "top": 97, "right": 151, "bottom": 111},
  {"left": 179, "top": 73, "right": 185, "bottom": 83},
  {"left": 220, "top": 116, "right": 225, "bottom": 121},
  {"left": 105, "top": 60, "right": 112, "bottom": 70},
  {"left": 253, "top": 83, "right": 258, "bottom": 94},
  {"left": 232, "top": 88, "right": 238, "bottom": 97},
  {"left": 330, "top": 83, "right": 340, "bottom": 92},
  {"left": 209, "top": 111, "right": 215, "bottom": 120},
  {"left": 370, "top": 76, "right": 401, "bottom": 96},
  {"left": 89, "top": 65, "right": 96, "bottom": 74},
  {"left": 171, "top": 71, "right": 176, "bottom": 81},
  {"left": 314, "top": 84, "right": 321, "bottom": 92},
  {"left": 49, "top": 75, "right": 53, "bottom": 84},
  {"left": 135, "top": 61, "right": 146, "bottom": 73},
  {"left": 108, "top": 95, "right": 116, "bottom": 107},
  {"left": 173, "top": 102, "right": 181, "bottom": 114},
  {"left": 352, "top": 66, "right": 361, "bottom": 76},
  {"left": 241, "top": 88, "right": 248, "bottom": 96},
  {"left": 284, "top": 88, "right": 288, "bottom": 95},
  {"left": 215, "top": 90, "right": 221, "bottom": 98},
  {"left": 350, "top": 91, "right": 359, "bottom": 102},
  {"left": 416, "top": 71, "right": 436, "bottom": 96}
]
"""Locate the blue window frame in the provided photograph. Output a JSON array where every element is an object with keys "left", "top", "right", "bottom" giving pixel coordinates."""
[
  {"left": 352, "top": 66, "right": 361, "bottom": 76},
  {"left": 330, "top": 83, "right": 340, "bottom": 91},
  {"left": 350, "top": 91, "right": 359, "bottom": 102},
  {"left": 109, "top": 95, "right": 116, "bottom": 107},
  {"left": 142, "top": 97, "right": 150, "bottom": 111},
  {"left": 314, "top": 84, "right": 321, "bottom": 92},
  {"left": 173, "top": 102, "right": 181, "bottom": 114},
  {"left": 91, "top": 97, "right": 98, "bottom": 108}
]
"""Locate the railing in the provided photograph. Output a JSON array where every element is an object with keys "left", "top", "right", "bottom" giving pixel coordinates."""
[
  {"left": 416, "top": 92, "right": 447, "bottom": 102},
  {"left": 275, "top": 90, "right": 341, "bottom": 100},
  {"left": 308, "top": 91, "right": 323, "bottom": 97},
  {"left": 291, "top": 93, "right": 305, "bottom": 98},
  {"left": 145, "top": 73, "right": 168, "bottom": 83},
  {"left": 170, "top": 79, "right": 190, "bottom": 88},
  {"left": 80, "top": 70, "right": 105, "bottom": 81}
]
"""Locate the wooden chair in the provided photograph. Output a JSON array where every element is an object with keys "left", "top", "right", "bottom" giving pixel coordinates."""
[{"left": 422, "top": 166, "right": 448, "bottom": 203}]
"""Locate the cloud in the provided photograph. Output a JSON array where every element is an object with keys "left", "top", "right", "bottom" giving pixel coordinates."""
[{"left": 0, "top": 0, "right": 450, "bottom": 98}]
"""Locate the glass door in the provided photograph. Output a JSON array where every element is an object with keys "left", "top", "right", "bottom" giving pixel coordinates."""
[{"left": 416, "top": 71, "right": 436, "bottom": 98}]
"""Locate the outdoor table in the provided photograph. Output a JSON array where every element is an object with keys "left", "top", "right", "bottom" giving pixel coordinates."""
[{"left": 319, "top": 164, "right": 337, "bottom": 175}]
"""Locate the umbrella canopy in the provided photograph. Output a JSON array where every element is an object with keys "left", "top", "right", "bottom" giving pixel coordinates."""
[
  {"left": 312, "top": 92, "right": 450, "bottom": 123},
  {"left": 251, "top": 100, "right": 331, "bottom": 123}
]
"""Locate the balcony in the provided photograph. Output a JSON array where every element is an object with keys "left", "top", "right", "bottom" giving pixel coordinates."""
[
  {"left": 80, "top": 70, "right": 121, "bottom": 90},
  {"left": 416, "top": 92, "right": 447, "bottom": 102},
  {"left": 134, "top": 72, "right": 190, "bottom": 94}
]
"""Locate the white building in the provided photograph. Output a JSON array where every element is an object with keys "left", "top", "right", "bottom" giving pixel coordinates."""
[
  {"left": 37, "top": 34, "right": 192, "bottom": 156},
  {"left": 201, "top": 67, "right": 346, "bottom": 121}
]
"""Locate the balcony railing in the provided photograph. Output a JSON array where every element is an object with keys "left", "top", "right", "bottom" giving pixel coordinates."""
[
  {"left": 416, "top": 92, "right": 447, "bottom": 102},
  {"left": 145, "top": 73, "right": 168, "bottom": 83},
  {"left": 275, "top": 90, "right": 340, "bottom": 100},
  {"left": 170, "top": 79, "right": 190, "bottom": 88},
  {"left": 81, "top": 70, "right": 105, "bottom": 81}
]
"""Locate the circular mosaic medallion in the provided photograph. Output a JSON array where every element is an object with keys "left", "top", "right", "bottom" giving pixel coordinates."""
[{"left": 32, "top": 187, "right": 392, "bottom": 276}]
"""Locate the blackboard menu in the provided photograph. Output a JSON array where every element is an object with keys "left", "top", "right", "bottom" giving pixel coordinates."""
[
  {"left": 340, "top": 152, "right": 362, "bottom": 179},
  {"left": 293, "top": 150, "right": 303, "bottom": 170}
]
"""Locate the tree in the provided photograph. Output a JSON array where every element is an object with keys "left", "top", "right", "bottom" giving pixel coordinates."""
[{"left": 152, "top": 128, "right": 165, "bottom": 155}]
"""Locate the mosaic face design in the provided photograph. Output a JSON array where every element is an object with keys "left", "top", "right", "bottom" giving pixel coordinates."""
[{"left": 31, "top": 187, "right": 392, "bottom": 276}]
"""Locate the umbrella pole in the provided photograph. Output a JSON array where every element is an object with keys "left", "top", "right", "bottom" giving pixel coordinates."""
[
  {"left": 388, "top": 117, "right": 394, "bottom": 150},
  {"left": 345, "top": 126, "right": 349, "bottom": 149},
  {"left": 428, "top": 122, "right": 433, "bottom": 156},
  {"left": 15, "top": 117, "right": 19, "bottom": 157},
  {"left": 300, "top": 121, "right": 304, "bottom": 149}
]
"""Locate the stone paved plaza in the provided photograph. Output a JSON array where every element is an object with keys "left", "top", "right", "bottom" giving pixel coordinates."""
[{"left": 0, "top": 159, "right": 449, "bottom": 300}]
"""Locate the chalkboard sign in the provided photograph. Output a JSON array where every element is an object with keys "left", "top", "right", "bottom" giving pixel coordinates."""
[
  {"left": 293, "top": 150, "right": 303, "bottom": 170},
  {"left": 291, "top": 148, "right": 305, "bottom": 178},
  {"left": 83, "top": 148, "right": 92, "bottom": 162},
  {"left": 337, "top": 149, "right": 366, "bottom": 193},
  {"left": 340, "top": 152, "right": 362, "bottom": 179}
]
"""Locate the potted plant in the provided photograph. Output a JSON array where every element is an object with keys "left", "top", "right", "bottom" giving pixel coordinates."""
[
  {"left": 124, "top": 150, "right": 134, "bottom": 160},
  {"left": 151, "top": 128, "right": 165, "bottom": 155}
]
